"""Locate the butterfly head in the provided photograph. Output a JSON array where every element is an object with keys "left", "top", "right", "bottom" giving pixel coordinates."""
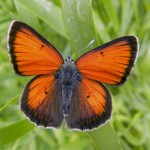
[
  {"left": 65, "top": 55, "right": 74, "bottom": 63},
  {"left": 56, "top": 54, "right": 82, "bottom": 85}
]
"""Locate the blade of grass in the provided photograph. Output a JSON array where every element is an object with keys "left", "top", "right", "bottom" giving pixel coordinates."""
[
  {"left": 0, "top": 119, "right": 35, "bottom": 146},
  {"left": 99, "top": 0, "right": 120, "bottom": 34},
  {"left": 87, "top": 123, "right": 122, "bottom": 150},
  {"left": 0, "top": 95, "right": 19, "bottom": 112},
  {"left": 61, "top": 0, "right": 121, "bottom": 149},
  {"left": 119, "top": 0, "right": 133, "bottom": 36},
  {"left": 93, "top": 10, "right": 111, "bottom": 42}
]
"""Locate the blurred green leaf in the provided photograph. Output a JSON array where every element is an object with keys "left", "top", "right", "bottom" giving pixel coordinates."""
[
  {"left": 61, "top": 0, "right": 98, "bottom": 58},
  {"left": 0, "top": 119, "right": 35, "bottom": 146},
  {"left": 14, "top": 0, "right": 40, "bottom": 30},
  {"left": 15, "top": 0, "right": 66, "bottom": 37}
]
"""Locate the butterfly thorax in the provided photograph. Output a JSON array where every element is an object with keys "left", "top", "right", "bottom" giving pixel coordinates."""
[{"left": 54, "top": 58, "right": 82, "bottom": 116}]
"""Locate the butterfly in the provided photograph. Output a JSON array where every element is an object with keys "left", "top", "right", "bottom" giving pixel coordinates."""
[{"left": 7, "top": 21, "right": 138, "bottom": 131}]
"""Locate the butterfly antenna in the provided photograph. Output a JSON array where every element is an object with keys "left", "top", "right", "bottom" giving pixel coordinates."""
[{"left": 72, "top": 38, "right": 96, "bottom": 58}]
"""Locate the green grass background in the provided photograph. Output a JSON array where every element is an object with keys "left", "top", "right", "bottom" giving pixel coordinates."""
[{"left": 0, "top": 0, "right": 150, "bottom": 150}]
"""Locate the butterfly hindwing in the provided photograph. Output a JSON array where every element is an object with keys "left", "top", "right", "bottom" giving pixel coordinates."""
[
  {"left": 67, "top": 78, "right": 112, "bottom": 131},
  {"left": 8, "top": 21, "right": 64, "bottom": 76},
  {"left": 76, "top": 36, "right": 138, "bottom": 85},
  {"left": 20, "top": 75, "right": 63, "bottom": 128}
]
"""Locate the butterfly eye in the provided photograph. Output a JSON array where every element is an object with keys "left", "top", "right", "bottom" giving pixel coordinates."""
[{"left": 68, "top": 55, "right": 71, "bottom": 60}]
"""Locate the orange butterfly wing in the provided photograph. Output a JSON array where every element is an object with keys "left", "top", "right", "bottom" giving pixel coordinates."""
[
  {"left": 67, "top": 78, "right": 111, "bottom": 130},
  {"left": 21, "top": 75, "right": 63, "bottom": 128},
  {"left": 76, "top": 36, "right": 138, "bottom": 85},
  {"left": 8, "top": 21, "right": 63, "bottom": 76}
]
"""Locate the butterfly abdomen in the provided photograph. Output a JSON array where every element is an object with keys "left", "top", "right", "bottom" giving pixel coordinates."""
[
  {"left": 62, "top": 85, "right": 73, "bottom": 115},
  {"left": 57, "top": 59, "right": 82, "bottom": 116}
]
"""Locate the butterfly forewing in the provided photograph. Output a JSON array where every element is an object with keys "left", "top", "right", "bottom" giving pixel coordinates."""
[
  {"left": 21, "top": 75, "right": 63, "bottom": 128},
  {"left": 76, "top": 36, "right": 138, "bottom": 85},
  {"left": 8, "top": 21, "right": 64, "bottom": 76},
  {"left": 67, "top": 78, "right": 112, "bottom": 131}
]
